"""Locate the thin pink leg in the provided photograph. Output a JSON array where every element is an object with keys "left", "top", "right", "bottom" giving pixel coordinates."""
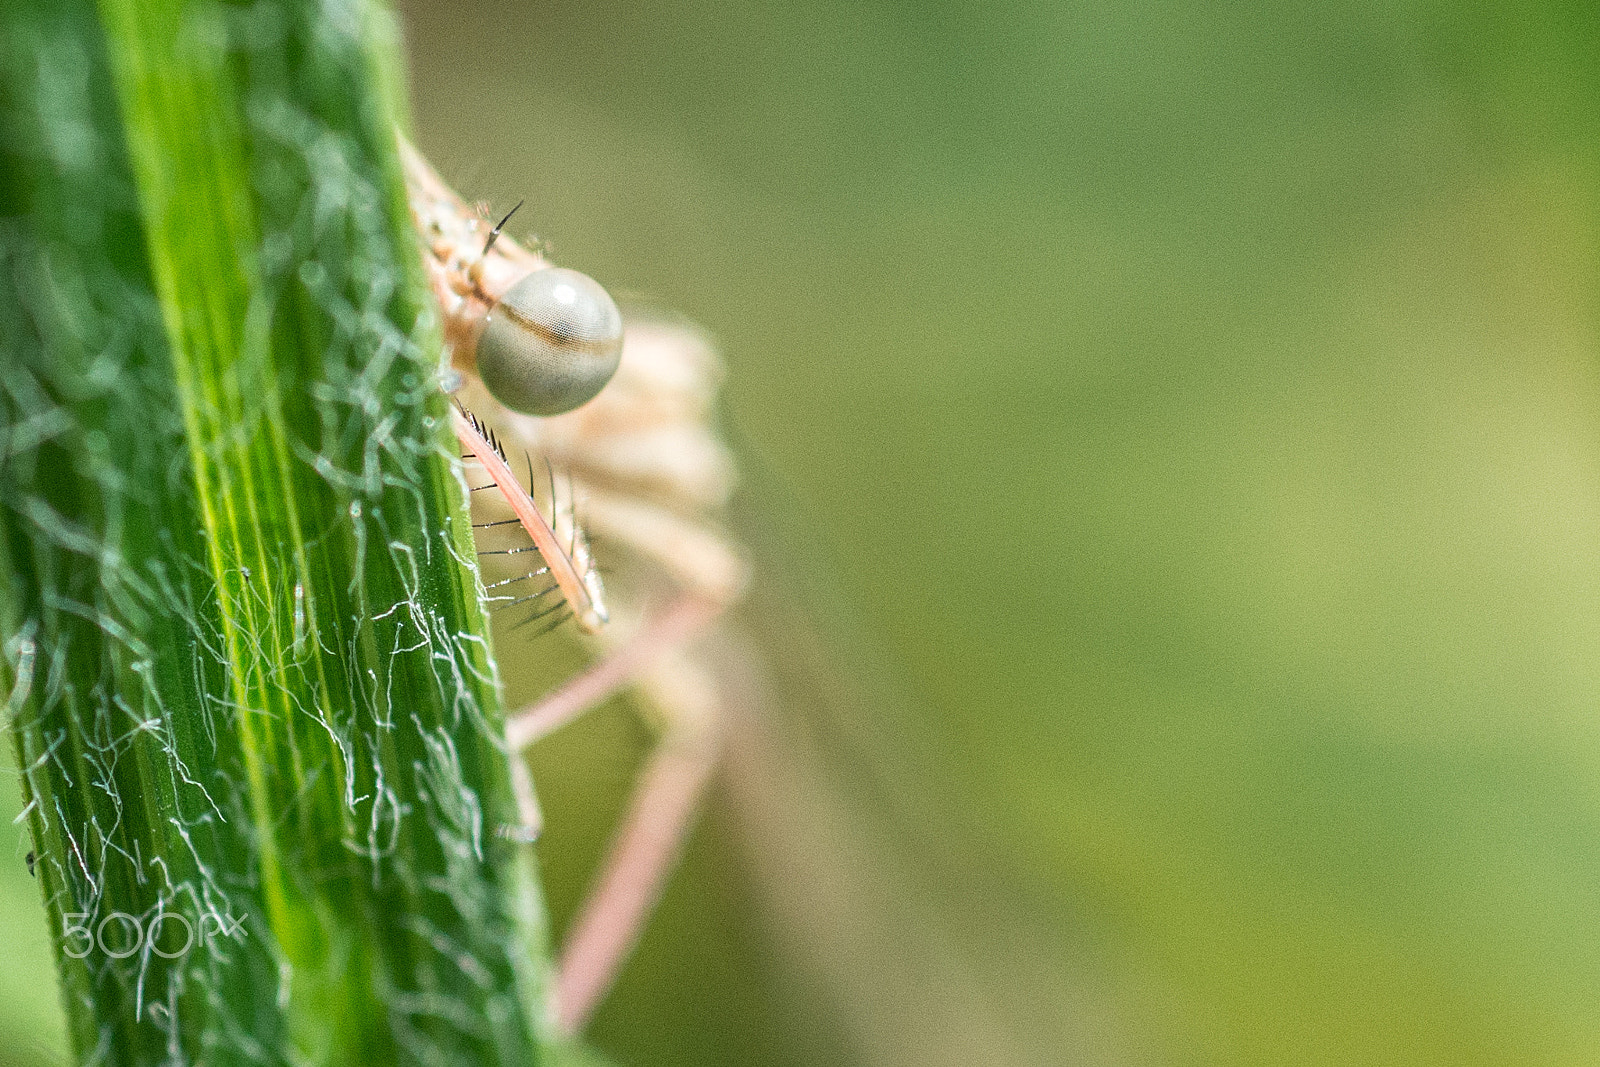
[
  {"left": 499, "top": 590, "right": 730, "bottom": 1033},
  {"left": 505, "top": 593, "right": 722, "bottom": 751},
  {"left": 553, "top": 724, "right": 719, "bottom": 1037},
  {"left": 504, "top": 756, "right": 542, "bottom": 843}
]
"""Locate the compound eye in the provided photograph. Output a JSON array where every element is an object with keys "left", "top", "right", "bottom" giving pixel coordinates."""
[{"left": 476, "top": 267, "right": 624, "bottom": 416}]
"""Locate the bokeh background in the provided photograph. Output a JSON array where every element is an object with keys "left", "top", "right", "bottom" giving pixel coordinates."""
[{"left": 7, "top": 1, "right": 1600, "bottom": 1064}]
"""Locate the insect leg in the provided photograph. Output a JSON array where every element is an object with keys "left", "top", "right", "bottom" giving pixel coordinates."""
[
  {"left": 505, "top": 592, "right": 723, "bottom": 750},
  {"left": 552, "top": 695, "right": 720, "bottom": 1037},
  {"left": 455, "top": 407, "right": 606, "bottom": 631},
  {"left": 500, "top": 590, "right": 730, "bottom": 1034},
  {"left": 504, "top": 754, "right": 542, "bottom": 844}
]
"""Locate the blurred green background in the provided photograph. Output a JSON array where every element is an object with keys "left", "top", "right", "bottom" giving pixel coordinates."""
[{"left": 8, "top": 1, "right": 1600, "bottom": 1064}]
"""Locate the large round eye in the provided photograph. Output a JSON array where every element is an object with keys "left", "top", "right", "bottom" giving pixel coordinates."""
[{"left": 475, "top": 267, "right": 624, "bottom": 416}]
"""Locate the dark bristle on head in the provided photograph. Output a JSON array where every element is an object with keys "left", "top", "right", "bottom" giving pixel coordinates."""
[{"left": 483, "top": 199, "right": 523, "bottom": 256}]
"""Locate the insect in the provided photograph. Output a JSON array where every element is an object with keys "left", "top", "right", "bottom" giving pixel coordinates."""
[
  {"left": 474, "top": 260, "right": 624, "bottom": 418},
  {"left": 403, "top": 142, "right": 748, "bottom": 1036},
  {"left": 25, "top": 849, "right": 34, "bottom": 877}
]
